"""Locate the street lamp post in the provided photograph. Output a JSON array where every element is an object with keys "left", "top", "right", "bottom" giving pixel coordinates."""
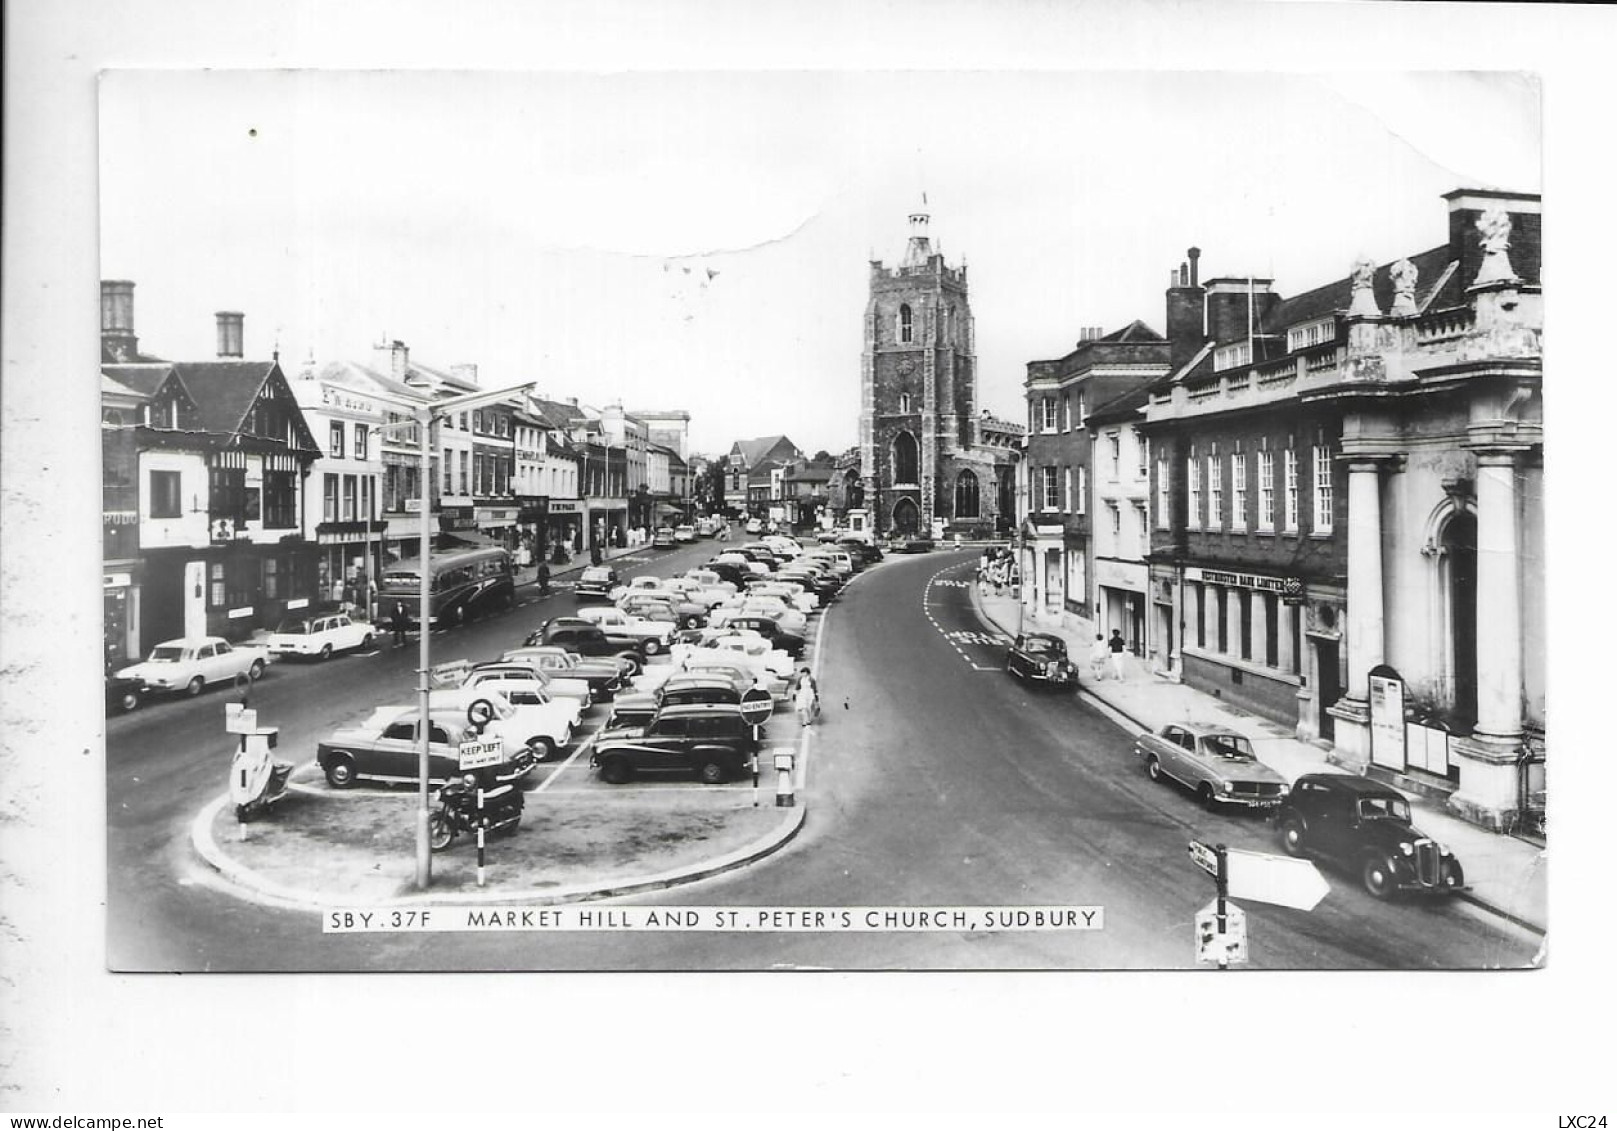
[{"left": 386, "top": 379, "right": 533, "bottom": 891}]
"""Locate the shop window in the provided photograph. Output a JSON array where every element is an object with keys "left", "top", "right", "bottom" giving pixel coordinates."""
[{"left": 149, "top": 470, "right": 182, "bottom": 518}]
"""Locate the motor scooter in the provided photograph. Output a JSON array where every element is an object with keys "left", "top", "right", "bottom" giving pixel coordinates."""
[
  {"left": 230, "top": 726, "right": 294, "bottom": 822},
  {"left": 428, "top": 766, "right": 526, "bottom": 851}
]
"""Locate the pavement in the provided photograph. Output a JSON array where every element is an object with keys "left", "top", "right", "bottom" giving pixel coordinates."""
[
  {"left": 196, "top": 537, "right": 820, "bottom": 910},
  {"left": 971, "top": 582, "right": 1548, "bottom": 936}
]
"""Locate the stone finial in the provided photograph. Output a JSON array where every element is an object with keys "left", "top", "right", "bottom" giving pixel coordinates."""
[
  {"left": 1347, "top": 256, "right": 1382, "bottom": 318},
  {"left": 1389, "top": 258, "right": 1419, "bottom": 317},
  {"left": 1473, "top": 206, "right": 1519, "bottom": 286}
]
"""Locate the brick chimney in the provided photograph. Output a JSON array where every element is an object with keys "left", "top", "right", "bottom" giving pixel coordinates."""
[
  {"left": 1443, "top": 188, "right": 1541, "bottom": 291},
  {"left": 375, "top": 339, "right": 411, "bottom": 382},
  {"left": 1165, "top": 248, "right": 1206, "bottom": 369},
  {"left": 101, "top": 280, "right": 138, "bottom": 362},
  {"left": 215, "top": 311, "right": 244, "bottom": 358}
]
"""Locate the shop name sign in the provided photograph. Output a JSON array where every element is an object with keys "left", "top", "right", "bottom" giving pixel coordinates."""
[
  {"left": 1186, "top": 567, "right": 1302, "bottom": 596},
  {"left": 320, "top": 386, "right": 377, "bottom": 414}
]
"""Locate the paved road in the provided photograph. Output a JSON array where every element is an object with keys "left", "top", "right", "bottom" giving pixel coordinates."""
[{"left": 107, "top": 544, "right": 1539, "bottom": 971}]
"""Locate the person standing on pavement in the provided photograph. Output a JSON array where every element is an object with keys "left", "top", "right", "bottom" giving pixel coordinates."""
[
  {"left": 537, "top": 560, "right": 551, "bottom": 596},
  {"left": 794, "top": 667, "right": 820, "bottom": 726},
  {"left": 1089, "top": 633, "right": 1109, "bottom": 681},
  {"left": 390, "top": 601, "right": 410, "bottom": 647},
  {"left": 1108, "top": 629, "right": 1127, "bottom": 681}
]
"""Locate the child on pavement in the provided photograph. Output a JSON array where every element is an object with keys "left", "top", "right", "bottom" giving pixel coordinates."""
[{"left": 1089, "top": 633, "right": 1109, "bottom": 681}]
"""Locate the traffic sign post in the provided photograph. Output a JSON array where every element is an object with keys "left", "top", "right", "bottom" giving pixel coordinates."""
[
  {"left": 1196, "top": 900, "right": 1248, "bottom": 966},
  {"left": 1223, "top": 848, "right": 1329, "bottom": 912}
]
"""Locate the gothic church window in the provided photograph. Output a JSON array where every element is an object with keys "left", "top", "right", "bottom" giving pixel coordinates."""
[
  {"left": 893, "top": 431, "right": 919, "bottom": 484},
  {"left": 955, "top": 470, "right": 980, "bottom": 518},
  {"left": 899, "top": 305, "right": 913, "bottom": 344},
  {"left": 899, "top": 392, "right": 912, "bottom": 414}
]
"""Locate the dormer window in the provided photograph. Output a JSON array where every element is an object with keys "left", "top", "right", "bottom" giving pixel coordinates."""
[
  {"left": 1213, "top": 341, "right": 1252, "bottom": 372},
  {"left": 1286, "top": 317, "right": 1336, "bottom": 354},
  {"left": 899, "top": 304, "right": 913, "bottom": 344}
]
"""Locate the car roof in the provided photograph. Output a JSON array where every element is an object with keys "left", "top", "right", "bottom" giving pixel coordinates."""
[
  {"left": 1294, "top": 772, "right": 1406, "bottom": 798},
  {"left": 1168, "top": 722, "right": 1249, "bottom": 739},
  {"left": 1022, "top": 632, "right": 1063, "bottom": 644},
  {"left": 653, "top": 702, "right": 749, "bottom": 719},
  {"left": 544, "top": 617, "right": 594, "bottom": 630}
]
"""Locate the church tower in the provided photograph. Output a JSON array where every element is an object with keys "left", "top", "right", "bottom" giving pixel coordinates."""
[{"left": 859, "top": 206, "right": 979, "bottom": 536}]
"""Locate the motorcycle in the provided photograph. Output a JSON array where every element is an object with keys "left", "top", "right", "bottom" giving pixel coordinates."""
[
  {"left": 428, "top": 765, "right": 527, "bottom": 851},
  {"left": 230, "top": 731, "right": 294, "bottom": 822}
]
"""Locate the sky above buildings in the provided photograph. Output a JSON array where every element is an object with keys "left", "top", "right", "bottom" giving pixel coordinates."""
[{"left": 99, "top": 70, "right": 1540, "bottom": 457}]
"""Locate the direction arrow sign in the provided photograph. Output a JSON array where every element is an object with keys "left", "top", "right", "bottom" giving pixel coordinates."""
[
  {"left": 1223, "top": 848, "right": 1330, "bottom": 911},
  {"left": 1187, "top": 840, "right": 1219, "bottom": 877}
]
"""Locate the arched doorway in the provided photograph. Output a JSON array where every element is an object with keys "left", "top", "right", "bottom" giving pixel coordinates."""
[
  {"left": 844, "top": 469, "right": 863, "bottom": 510},
  {"left": 892, "top": 498, "right": 920, "bottom": 536},
  {"left": 892, "top": 432, "right": 919, "bottom": 485},
  {"left": 1441, "top": 511, "right": 1478, "bottom": 730}
]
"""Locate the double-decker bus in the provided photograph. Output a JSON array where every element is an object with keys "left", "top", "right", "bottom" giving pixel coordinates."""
[{"left": 379, "top": 547, "right": 514, "bottom": 628}]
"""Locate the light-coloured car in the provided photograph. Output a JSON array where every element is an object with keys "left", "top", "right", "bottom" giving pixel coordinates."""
[
  {"left": 573, "top": 605, "right": 677, "bottom": 656},
  {"left": 463, "top": 662, "right": 592, "bottom": 708},
  {"left": 673, "top": 524, "right": 696, "bottom": 543},
  {"left": 1136, "top": 722, "right": 1290, "bottom": 810},
  {"left": 679, "top": 570, "right": 737, "bottom": 608},
  {"left": 427, "top": 685, "right": 578, "bottom": 761},
  {"left": 116, "top": 636, "right": 272, "bottom": 697},
  {"left": 674, "top": 634, "right": 795, "bottom": 683},
  {"left": 265, "top": 613, "right": 375, "bottom": 661},
  {"left": 709, "top": 596, "right": 808, "bottom": 636},
  {"left": 744, "top": 580, "right": 818, "bottom": 613}
]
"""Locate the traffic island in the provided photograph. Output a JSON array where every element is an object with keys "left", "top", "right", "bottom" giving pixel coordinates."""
[{"left": 196, "top": 780, "right": 802, "bottom": 908}]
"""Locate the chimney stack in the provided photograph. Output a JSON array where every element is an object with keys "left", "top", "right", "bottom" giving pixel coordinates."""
[
  {"left": 375, "top": 339, "right": 411, "bottom": 382},
  {"left": 101, "top": 280, "right": 138, "bottom": 362},
  {"left": 215, "top": 311, "right": 244, "bottom": 358},
  {"left": 1187, "top": 247, "right": 1201, "bottom": 287},
  {"left": 1165, "top": 248, "right": 1208, "bottom": 369}
]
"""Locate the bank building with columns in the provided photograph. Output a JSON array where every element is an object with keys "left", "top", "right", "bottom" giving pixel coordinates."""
[{"left": 1141, "top": 188, "right": 1542, "bottom": 831}]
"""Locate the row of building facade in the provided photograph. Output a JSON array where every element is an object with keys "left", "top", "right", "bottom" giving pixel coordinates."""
[
  {"left": 101, "top": 281, "right": 703, "bottom": 665},
  {"left": 1009, "top": 188, "right": 1543, "bottom": 831}
]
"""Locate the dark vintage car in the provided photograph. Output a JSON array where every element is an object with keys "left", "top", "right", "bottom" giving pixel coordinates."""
[
  {"left": 573, "top": 566, "right": 621, "bottom": 602},
  {"left": 1274, "top": 773, "right": 1465, "bottom": 899},
  {"left": 529, "top": 618, "right": 644, "bottom": 674},
  {"left": 722, "top": 614, "right": 806, "bottom": 658},
  {"left": 316, "top": 706, "right": 539, "bottom": 789},
  {"left": 606, "top": 674, "right": 774, "bottom": 731},
  {"left": 106, "top": 672, "right": 146, "bottom": 714},
  {"left": 897, "top": 537, "right": 935, "bottom": 554},
  {"left": 1003, "top": 633, "right": 1078, "bottom": 690},
  {"left": 838, "top": 538, "right": 883, "bottom": 564},
  {"left": 591, "top": 703, "right": 762, "bottom": 785}
]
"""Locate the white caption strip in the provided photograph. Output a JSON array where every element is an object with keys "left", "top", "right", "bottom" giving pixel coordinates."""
[{"left": 325, "top": 905, "right": 1104, "bottom": 933}]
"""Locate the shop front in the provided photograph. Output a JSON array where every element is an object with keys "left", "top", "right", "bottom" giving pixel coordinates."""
[
  {"left": 545, "top": 499, "right": 583, "bottom": 561},
  {"left": 1095, "top": 557, "right": 1148, "bottom": 657}
]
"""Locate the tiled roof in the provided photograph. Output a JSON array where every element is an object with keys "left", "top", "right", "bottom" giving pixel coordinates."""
[
  {"left": 1102, "top": 319, "right": 1166, "bottom": 344},
  {"left": 101, "top": 363, "right": 177, "bottom": 398},
  {"left": 1086, "top": 383, "right": 1152, "bottom": 424},
  {"left": 1258, "top": 244, "right": 1454, "bottom": 333},
  {"left": 169, "top": 361, "right": 284, "bottom": 435},
  {"left": 731, "top": 435, "right": 797, "bottom": 467}
]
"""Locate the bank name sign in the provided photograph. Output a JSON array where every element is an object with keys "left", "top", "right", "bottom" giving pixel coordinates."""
[{"left": 1183, "top": 566, "right": 1302, "bottom": 597}]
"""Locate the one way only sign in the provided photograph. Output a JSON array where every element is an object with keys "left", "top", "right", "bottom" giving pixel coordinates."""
[{"left": 1223, "top": 848, "right": 1330, "bottom": 911}]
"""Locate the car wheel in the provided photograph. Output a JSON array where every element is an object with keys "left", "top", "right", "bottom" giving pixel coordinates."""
[
  {"left": 1145, "top": 755, "right": 1162, "bottom": 782},
  {"left": 683, "top": 614, "right": 700, "bottom": 629},
  {"left": 599, "top": 757, "right": 632, "bottom": 785},
  {"left": 186, "top": 675, "right": 206, "bottom": 697},
  {"left": 1197, "top": 783, "right": 1218, "bottom": 811},
  {"left": 617, "top": 653, "right": 642, "bottom": 677},
  {"left": 360, "top": 633, "right": 374, "bottom": 651},
  {"left": 319, "top": 644, "right": 333, "bottom": 661},
  {"left": 118, "top": 689, "right": 141, "bottom": 713},
  {"left": 1278, "top": 817, "right": 1307, "bottom": 857},
  {"left": 1362, "top": 855, "right": 1397, "bottom": 900},
  {"left": 642, "top": 638, "right": 662, "bottom": 657},
  {"left": 248, "top": 659, "right": 266, "bottom": 680},
  {"left": 324, "top": 755, "right": 358, "bottom": 790},
  {"left": 697, "top": 760, "right": 727, "bottom": 785},
  {"left": 428, "top": 812, "right": 455, "bottom": 852},
  {"left": 527, "top": 737, "right": 558, "bottom": 762}
]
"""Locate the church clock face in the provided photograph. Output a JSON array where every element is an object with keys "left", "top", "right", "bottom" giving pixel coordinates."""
[{"left": 897, "top": 359, "right": 915, "bottom": 376}]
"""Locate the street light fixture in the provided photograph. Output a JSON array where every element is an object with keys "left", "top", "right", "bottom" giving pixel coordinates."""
[{"left": 383, "top": 377, "right": 535, "bottom": 890}]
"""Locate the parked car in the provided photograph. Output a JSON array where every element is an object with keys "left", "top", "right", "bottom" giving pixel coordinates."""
[
  {"left": 265, "top": 612, "right": 375, "bottom": 661},
  {"left": 674, "top": 524, "right": 696, "bottom": 543},
  {"left": 744, "top": 579, "right": 819, "bottom": 613},
  {"left": 709, "top": 596, "right": 808, "bottom": 636},
  {"left": 418, "top": 685, "right": 578, "bottom": 761},
  {"left": 573, "top": 605, "right": 677, "bottom": 656},
  {"left": 1275, "top": 773, "right": 1466, "bottom": 899},
  {"left": 839, "top": 538, "right": 883, "bottom": 563},
  {"left": 606, "top": 674, "right": 774, "bottom": 731},
  {"left": 617, "top": 585, "right": 707, "bottom": 629},
  {"left": 530, "top": 619, "right": 645, "bottom": 674},
  {"left": 591, "top": 703, "right": 763, "bottom": 785},
  {"left": 722, "top": 614, "right": 806, "bottom": 658},
  {"left": 573, "top": 566, "right": 623, "bottom": 602},
  {"left": 680, "top": 569, "right": 738, "bottom": 607},
  {"left": 1137, "top": 722, "right": 1289, "bottom": 810},
  {"left": 652, "top": 528, "right": 677, "bottom": 549},
  {"left": 745, "top": 518, "right": 764, "bottom": 534},
  {"left": 1003, "top": 633, "right": 1078, "bottom": 690},
  {"left": 116, "top": 636, "right": 271, "bottom": 697},
  {"left": 106, "top": 672, "right": 146, "bottom": 714},
  {"left": 512, "top": 640, "right": 630, "bottom": 697},
  {"left": 462, "top": 662, "right": 592, "bottom": 708},
  {"left": 316, "top": 706, "right": 538, "bottom": 789},
  {"left": 675, "top": 633, "right": 795, "bottom": 683},
  {"left": 897, "top": 537, "right": 936, "bottom": 554}
]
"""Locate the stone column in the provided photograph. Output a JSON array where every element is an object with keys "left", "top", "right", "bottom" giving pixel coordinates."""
[
  {"left": 1277, "top": 601, "right": 1297, "bottom": 673},
  {"left": 1224, "top": 586, "right": 1242, "bottom": 657},
  {"left": 1251, "top": 591, "right": 1270, "bottom": 666},
  {"left": 1202, "top": 584, "right": 1218, "bottom": 652},
  {"left": 1472, "top": 450, "right": 1523, "bottom": 742},
  {"left": 1343, "top": 459, "right": 1387, "bottom": 699},
  {"left": 1328, "top": 457, "right": 1389, "bottom": 768}
]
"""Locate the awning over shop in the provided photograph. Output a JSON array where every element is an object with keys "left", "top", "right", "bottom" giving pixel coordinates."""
[
  {"left": 439, "top": 530, "right": 506, "bottom": 550},
  {"left": 655, "top": 502, "right": 684, "bottom": 517}
]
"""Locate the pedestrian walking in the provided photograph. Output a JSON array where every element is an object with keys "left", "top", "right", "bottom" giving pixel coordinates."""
[
  {"left": 1108, "top": 629, "right": 1127, "bottom": 681},
  {"left": 794, "top": 667, "right": 820, "bottom": 726},
  {"left": 390, "top": 601, "right": 410, "bottom": 647},
  {"left": 1089, "top": 633, "right": 1109, "bottom": 681},
  {"left": 537, "top": 561, "right": 551, "bottom": 596}
]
